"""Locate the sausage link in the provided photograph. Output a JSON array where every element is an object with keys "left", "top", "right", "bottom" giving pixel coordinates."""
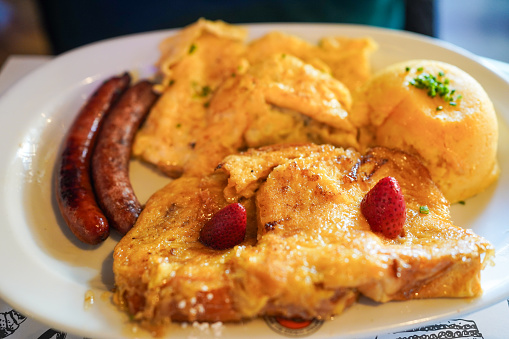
[
  {"left": 56, "top": 73, "right": 131, "bottom": 244},
  {"left": 92, "top": 80, "right": 159, "bottom": 234}
]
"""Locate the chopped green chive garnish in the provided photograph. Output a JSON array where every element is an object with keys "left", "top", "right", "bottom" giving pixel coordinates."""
[
  {"left": 405, "top": 66, "right": 410, "bottom": 72},
  {"left": 176, "top": 123, "right": 182, "bottom": 128},
  {"left": 419, "top": 205, "right": 430, "bottom": 214},
  {"left": 408, "top": 68, "right": 461, "bottom": 106},
  {"left": 436, "top": 106, "right": 443, "bottom": 111},
  {"left": 188, "top": 43, "right": 197, "bottom": 54},
  {"left": 417, "top": 67, "right": 424, "bottom": 72},
  {"left": 458, "top": 200, "right": 466, "bottom": 205}
]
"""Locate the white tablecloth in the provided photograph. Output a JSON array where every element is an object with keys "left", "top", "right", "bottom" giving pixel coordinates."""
[{"left": 0, "top": 55, "right": 508, "bottom": 339}]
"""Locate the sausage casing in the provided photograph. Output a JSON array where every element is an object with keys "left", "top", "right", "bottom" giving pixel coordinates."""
[
  {"left": 56, "top": 73, "right": 131, "bottom": 244},
  {"left": 92, "top": 80, "right": 159, "bottom": 234}
]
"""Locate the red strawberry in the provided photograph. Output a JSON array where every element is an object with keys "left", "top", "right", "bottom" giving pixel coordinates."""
[
  {"left": 360, "top": 176, "right": 406, "bottom": 239},
  {"left": 199, "top": 203, "right": 247, "bottom": 250}
]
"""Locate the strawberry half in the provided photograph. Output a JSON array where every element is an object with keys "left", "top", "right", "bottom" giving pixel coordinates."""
[
  {"left": 199, "top": 203, "right": 247, "bottom": 250},
  {"left": 360, "top": 176, "right": 406, "bottom": 239}
]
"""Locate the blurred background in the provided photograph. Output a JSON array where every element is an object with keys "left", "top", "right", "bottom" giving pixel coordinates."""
[{"left": 0, "top": 0, "right": 508, "bottom": 69}]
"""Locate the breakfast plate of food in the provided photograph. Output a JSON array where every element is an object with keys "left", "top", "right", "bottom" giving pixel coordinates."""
[{"left": 0, "top": 20, "right": 508, "bottom": 339}]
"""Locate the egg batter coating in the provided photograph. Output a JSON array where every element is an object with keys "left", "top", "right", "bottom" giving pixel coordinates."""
[{"left": 113, "top": 144, "right": 493, "bottom": 329}]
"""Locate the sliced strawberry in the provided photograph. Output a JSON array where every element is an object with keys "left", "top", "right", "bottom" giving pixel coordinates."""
[
  {"left": 360, "top": 176, "right": 406, "bottom": 239},
  {"left": 199, "top": 203, "right": 247, "bottom": 250}
]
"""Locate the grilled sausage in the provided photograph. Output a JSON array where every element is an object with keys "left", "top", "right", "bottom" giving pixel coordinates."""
[
  {"left": 56, "top": 73, "right": 131, "bottom": 245},
  {"left": 92, "top": 80, "right": 159, "bottom": 234}
]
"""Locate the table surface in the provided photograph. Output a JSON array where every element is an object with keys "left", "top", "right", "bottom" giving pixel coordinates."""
[{"left": 0, "top": 55, "right": 508, "bottom": 339}]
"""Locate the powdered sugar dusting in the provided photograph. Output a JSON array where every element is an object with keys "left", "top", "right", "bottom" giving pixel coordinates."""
[{"left": 183, "top": 321, "right": 225, "bottom": 339}]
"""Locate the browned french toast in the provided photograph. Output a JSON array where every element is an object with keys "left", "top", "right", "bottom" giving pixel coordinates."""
[{"left": 113, "top": 144, "right": 493, "bottom": 328}]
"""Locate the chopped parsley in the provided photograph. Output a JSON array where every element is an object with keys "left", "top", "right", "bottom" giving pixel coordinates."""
[
  {"left": 188, "top": 43, "right": 197, "bottom": 54},
  {"left": 191, "top": 81, "right": 212, "bottom": 98},
  {"left": 198, "top": 85, "right": 212, "bottom": 97}
]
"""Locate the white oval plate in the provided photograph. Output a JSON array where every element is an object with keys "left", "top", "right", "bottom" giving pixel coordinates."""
[{"left": 0, "top": 24, "right": 508, "bottom": 339}]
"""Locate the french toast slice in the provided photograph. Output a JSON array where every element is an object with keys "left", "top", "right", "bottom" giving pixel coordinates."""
[{"left": 113, "top": 144, "right": 494, "bottom": 326}]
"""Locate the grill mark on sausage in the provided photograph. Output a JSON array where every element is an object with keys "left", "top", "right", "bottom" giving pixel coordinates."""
[
  {"left": 92, "top": 80, "right": 160, "bottom": 234},
  {"left": 55, "top": 73, "right": 131, "bottom": 244}
]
